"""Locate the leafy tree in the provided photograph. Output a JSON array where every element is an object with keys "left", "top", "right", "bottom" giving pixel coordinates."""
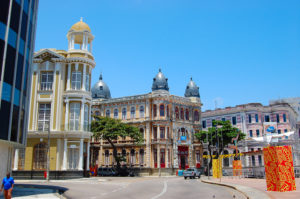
[
  {"left": 195, "top": 120, "right": 245, "bottom": 174},
  {"left": 91, "top": 116, "right": 143, "bottom": 175}
]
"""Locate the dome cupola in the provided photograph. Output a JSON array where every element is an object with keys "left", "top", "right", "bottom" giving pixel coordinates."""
[
  {"left": 92, "top": 74, "right": 111, "bottom": 99},
  {"left": 152, "top": 69, "right": 169, "bottom": 92},
  {"left": 67, "top": 18, "right": 94, "bottom": 53},
  {"left": 184, "top": 77, "right": 200, "bottom": 98}
]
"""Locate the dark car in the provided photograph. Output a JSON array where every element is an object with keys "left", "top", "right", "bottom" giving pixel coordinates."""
[{"left": 98, "top": 167, "right": 117, "bottom": 176}]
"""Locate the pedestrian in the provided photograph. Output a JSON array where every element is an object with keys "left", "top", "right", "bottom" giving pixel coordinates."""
[{"left": 0, "top": 172, "right": 14, "bottom": 199}]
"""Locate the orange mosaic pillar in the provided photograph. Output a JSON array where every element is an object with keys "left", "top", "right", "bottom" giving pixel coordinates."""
[
  {"left": 233, "top": 160, "right": 242, "bottom": 176},
  {"left": 212, "top": 159, "right": 222, "bottom": 178},
  {"left": 263, "top": 146, "right": 296, "bottom": 192}
]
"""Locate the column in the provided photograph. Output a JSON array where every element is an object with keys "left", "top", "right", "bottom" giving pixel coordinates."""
[
  {"left": 71, "top": 35, "right": 75, "bottom": 49},
  {"left": 65, "top": 100, "right": 69, "bottom": 130},
  {"left": 13, "top": 149, "right": 19, "bottom": 171},
  {"left": 244, "top": 145, "right": 249, "bottom": 167},
  {"left": 146, "top": 123, "right": 150, "bottom": 167},
  {"left": 89, "top": 42, "right": 92, "bottom": 53},
  {"left": 62, "top": 139, "right": 68, "bottom": 170},
  {"left": 98, "top": 140, "right": 103, "bottom": 166},
  {"left": 85, "top": 35, "right": 88, "bottom": 50},
  {"left": 157, "top": 145, "right": 161, "bottom": 169},
  {"left": 56, "top": 139, "right": 61, "bottom": 170},
  {"left": 89, "top": 104, "right": 92, "bottom": 131},
  {"left": 80, "top": 101, "right": 85, "bottom": 131},
  {"left": 78, "top": 139, "right": 84, "bottom": 170},
  {"left": 165, "top": 126, "right": 167, "bottom": 139},
  {"left": 86, "top": 141, "right": 90, "bottom": 170},
  {"left": 157, "top": 125, "right": 160, "bottom": 140},
  {"left": 66, "top": 63, "right": 71, "bottom": 90},
  {"left": 166, "top": 147, "right": 169, "bottom": 168},
  {"left": 82, "top": 64, "right": 86, "bottom": 91},
  {"left": 82, "top": 33, "right": 86, "bottom": 50}
]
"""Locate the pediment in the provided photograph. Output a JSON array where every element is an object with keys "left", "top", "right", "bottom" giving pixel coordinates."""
[{"left": 34, "top": 49, "right": 65, "bottom": 60}]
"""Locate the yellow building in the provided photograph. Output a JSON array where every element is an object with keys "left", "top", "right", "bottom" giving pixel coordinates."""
[
  {"left": 14, "top": 19, "right": 95, "bottom": 177},
  {"left": 91, "top": 70, "right": 203, "bottom": 175}
]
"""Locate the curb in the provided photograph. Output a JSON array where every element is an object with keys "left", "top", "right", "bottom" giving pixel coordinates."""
[{"left": 200, "top": 178, "right": 271, "bottom": 199}]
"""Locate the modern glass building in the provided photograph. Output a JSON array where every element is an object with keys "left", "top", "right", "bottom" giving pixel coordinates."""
[{"left": 0, "top": 0, "right": 39, "bottom": 179}]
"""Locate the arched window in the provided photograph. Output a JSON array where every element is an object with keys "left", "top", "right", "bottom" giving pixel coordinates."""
[
  {"left": 130, "top": 149, "right": 135, "bottom": 165},
  {"left": 194, "top": 110, "right": 199, "bottom": 121},
  {"left": 166, "top": 106, "right": 169, "bottom": 117},
  {"left": 105, "top": 150, "right": 109, "bottom": 166},
  {"left": 160, "top": 104, "right": 165, "bottom": 116},
  {"left": 175, "top": 107, "right": 179, "bottom": 119},
  {"left": 122, "top": 108, "right": 127, "bottom": 119},
  {"left": 185, "top": 109, "right": 189, "bottom": 120},
  {"left": 139, "top": 106, "right": 144, "bottom": 118},
  {"left": 130, "top": 107, "right": 135, "bottom": 119},
  {"left": 122, "top": 149, "right": 127, "bottom": 159},
  {"left": 223, "top": 150, "right": 229, "bottom": 167},
  {"left": 33, "top": 143, "right": 47, "bottom": 170},
  {"left": 106, "top": 109, "right": 110, "bottom": 117},
  {"left": 153, "top": 104, "right": 157, "bottom": 117},
  {"left": 140, "top": 128, "right": 144, "bottom": 139},
  {"left": 139, "top": 149, "right": 144, "bottom": 165},
  {"left": 114, "top": 109, "right": 118, "bottom": 119},
  {"left": 180, "top": 108, "right": 184, "bottom": 120}
]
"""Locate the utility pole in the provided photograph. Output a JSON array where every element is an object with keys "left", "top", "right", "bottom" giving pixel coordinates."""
[{"left": 46, "top": 121, "right": 50, "bottom": 182}]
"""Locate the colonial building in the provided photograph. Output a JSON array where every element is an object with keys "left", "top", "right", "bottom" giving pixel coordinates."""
[
  {"left": 202, "top": 102, "right": 299, "bottom": 170},
  {"left": 14, "top": 19, "right": 95, "bottom": 177},
  {"left": 90, "top": 70, "right": 202, "bottom": 174}
]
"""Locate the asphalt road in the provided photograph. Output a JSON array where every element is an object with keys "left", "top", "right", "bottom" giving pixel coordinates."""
[{"left": 17, "top": 177, "right": 246, "bottom": 199}]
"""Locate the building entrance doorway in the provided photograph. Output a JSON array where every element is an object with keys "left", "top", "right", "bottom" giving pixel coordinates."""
[{"left": 178, "top": 146, "right": 188, "bottom": 169}]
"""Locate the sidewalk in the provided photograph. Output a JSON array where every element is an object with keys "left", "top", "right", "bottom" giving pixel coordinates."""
[{"left": 202, "top": 177, "right": 300, "bottom": 199}]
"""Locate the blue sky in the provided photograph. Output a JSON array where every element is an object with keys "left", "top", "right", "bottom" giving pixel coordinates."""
[{"left": 35, "top": 0, "right": 300, "bottom": 111}]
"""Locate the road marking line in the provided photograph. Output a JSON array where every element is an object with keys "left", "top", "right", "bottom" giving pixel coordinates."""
[{"left": 151, "top": 181, "right": 167, "bottom": 199}]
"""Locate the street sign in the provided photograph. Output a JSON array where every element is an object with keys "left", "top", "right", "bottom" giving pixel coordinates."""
[{"left": 181, "top": 136, "right": 186, "bottom": 141}]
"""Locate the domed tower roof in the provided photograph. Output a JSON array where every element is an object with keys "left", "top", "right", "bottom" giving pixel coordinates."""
[
  {"left": 185, "top": 77, "right": 200, "bottom": 98},
  {"left": 92, "top": 74, "right": 111, "bottom": 99},
  {"left": 70, "top": 18, "right": 91, "bottom": 32},
  {"left": 152, "top": 69, "right": 169, "bottom": 92}
]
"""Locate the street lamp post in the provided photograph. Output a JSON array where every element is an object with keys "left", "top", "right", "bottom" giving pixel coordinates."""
[{"left": 46, "top": 121, "right": 50, "bottom": 182}]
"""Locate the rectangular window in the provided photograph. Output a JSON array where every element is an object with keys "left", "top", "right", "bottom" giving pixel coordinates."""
[
  {"left": 70, "top": 103, "right": 80, "bottom": 131},
  {"left": 38, "top": 103, "right": 51, "bottom": 131},
  {"left": 256, "top": 129, "right": 260, "bottom": 137},
  {"left": 255, "top": 114, "right": 258, "bottom": 123},
  {"left": 278, "top": 129, "right": 281, "bottom": 134},
  {"left": 248, "top": 114, "right": 252, "bottom": 123},
  {"left": 276, "top": 114, "right": 280, "bottom": 123},
  {"left": 232, "top": 116, "right": 237, "bottom": 125},
  {"left": 265, "top": 115, "right": 270, "bottom": 122},
  {"left": 122, "top": 108, "right": 126, "bottom": 119},
  {"left": 258, "top": 155, "right": 262, "bottom": 166},
  {"left": 252, "top": 156, "right": 255, "bottom": 166},
  {"left": 84, "top": 104, "right": 89, "bottom": 131},
  {"left": 202, "top": 120, "right": 206, "bottom": 128},
  {"left": 222, "top": 118, "right": 225, "bottom": 121},
  {"left": 71, "top": 71, "right": 82, "bottom": 90},
  {"left": 249, "top": 130, "right": 253, "bottom": 137},
  {"left": 160, "top": 127, "right": 165, "bottom": 139},
  {"left": 283, "top": 114, "right": 287, "bottom": 122},
  {"left": 40, "top": 72, "right": 53, "bottom": 91}
]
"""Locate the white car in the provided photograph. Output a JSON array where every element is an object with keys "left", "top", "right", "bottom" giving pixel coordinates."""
[{"left": 183, "top": 168, "right": 201, "bottom": 179}]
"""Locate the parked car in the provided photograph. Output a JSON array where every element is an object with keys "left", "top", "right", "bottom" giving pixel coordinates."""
[
  {"left": 183, "top": 168, "right": 201, "bottom": 179},
  {"left": 98, "top": 167, "right": 117, "bottom": 176}
]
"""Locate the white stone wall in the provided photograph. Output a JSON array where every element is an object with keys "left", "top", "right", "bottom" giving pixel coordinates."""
[{"left": 0, "top": 143, "right": 12, "bottom": 180}]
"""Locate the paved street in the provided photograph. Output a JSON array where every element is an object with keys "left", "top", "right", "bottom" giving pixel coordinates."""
[{"left": 16, "top": 177, "right": 246, "bottom": 199}]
